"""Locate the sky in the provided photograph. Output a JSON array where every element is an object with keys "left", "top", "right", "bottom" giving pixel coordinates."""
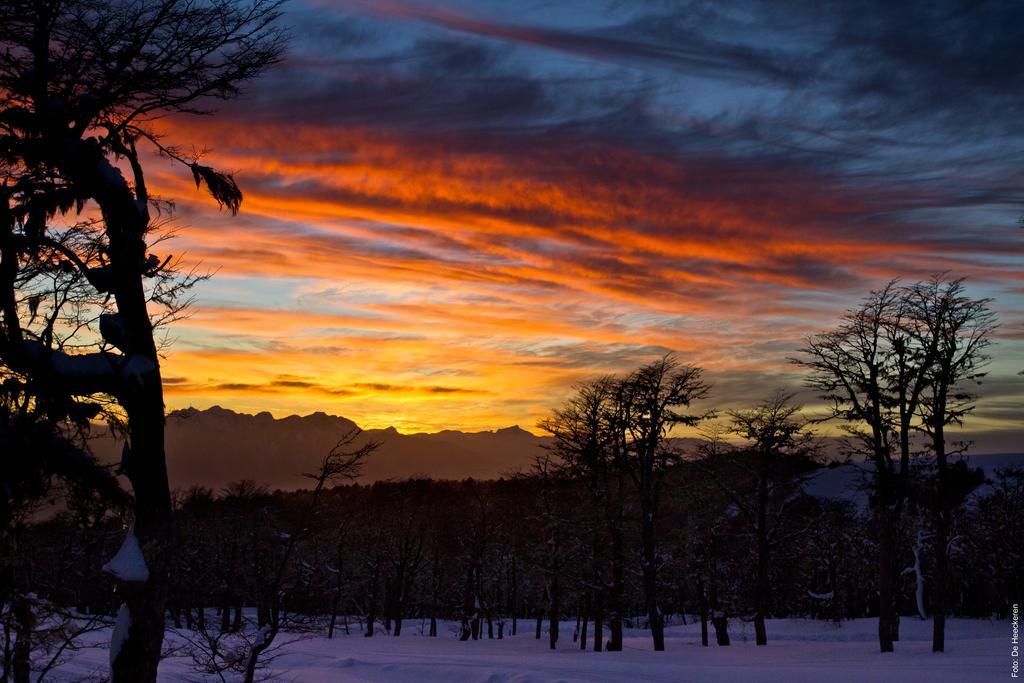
[{"left": 143, "top": 0, "right": 1023, "bottom": 442}]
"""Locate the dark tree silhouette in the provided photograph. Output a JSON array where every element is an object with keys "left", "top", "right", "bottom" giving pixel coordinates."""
[
  {"left": 0, "top": 379, "right": 126, "bottom": 682},
  {"left": 539, "top": 376, "right": 627, "bottom": 651},
  {"left": 241, "top": 432, "right": 373, "bottom": 683},
  {"left": 795, "top": 276, "right": 996, "bottom": 654},
  {"left": 796, "top": 285, "right": 906, "bottom": 652},
  {"left": 0, "top": 1, "right": 285, "bottom": 679},
  {"left": 618, "top": 355, "right": 710, "bottom": 651},
  {"left": 905, "top": 277, "right": 995, "bottom": 652},
  {"left": 5, "top": 426, "right": 1022, "bottom": 679},
  {"left": 702, "top": 392, "right": 819, "bottom": 646}
]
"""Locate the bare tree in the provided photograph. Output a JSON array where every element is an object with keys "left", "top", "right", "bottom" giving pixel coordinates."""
[
  {"left": 539, "top": 376, "right": 625, "bottom": 652},
  {"left": 618, "top": 355, "right": 710, "bottom": 651},
  {"left": 241, "top": 431, "right": 375, "bottom": 683},
  {"left": 703, "top": 391, "right": 819, "bottom": 646},
  {"left": 796, "top": 285, "right": 904, "bottom": 652},
  {"left": 0, "top": 1, "right": 285, "bottom": 679},
  {"left": 527, "top": 453, "right": 573, "bottom": 651},
  {"left": 906, "top": 277, "right": 995, "bottom": 652},
  {"left": 795, "top": 277, "right": 996, "bottom": 653},
  {"left": 382, "top": 480, "right": 429, "bottom": 637}
]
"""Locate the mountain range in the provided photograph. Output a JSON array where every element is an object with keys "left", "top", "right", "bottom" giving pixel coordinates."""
[
  {"left": 92, "top": 406, "right": 549, "bottom": 491},
  {"left": 90, "top": 406, "right": 1023, "bottom": 493}
]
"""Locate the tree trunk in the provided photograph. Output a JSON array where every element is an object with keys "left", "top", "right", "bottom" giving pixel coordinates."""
[
  {"left": 579, "top": 595, "right": 589, "bottom": 650},
  {"left": 932, "top": 414, "right": 949, "bottom": 652},
  {"left": 242, "top": 625, "right": 276, "bottom": 683},
  {"left": 12, "top": 596, "right": 29, "bottom": 683},
  {"left": 383, "top": 582, "right": 393, "bottom": 634},
  {"left": 607, "top": 521, "right": 624, "bottom": 652},
  {"left": 932, "top": 511, "right": 949, "bottom": 652},
  {"left": 548, "top": 574, "right": 559, "bottom": 650},
  {"left": 510, "top": 557, "right": 518, "bottom": 636},
  {"left": 699, "top": 581, "right": 709, "bottom": 647},
  {"left": 329, "top": 543, "right": 344, "bottom": 639},
  {"left": 394, "top": 578, "right": 404, "bottom": 638},
  {"left": 593, "top": 591, "right": 604, "bottom": 652},
  {"left": 256, "top": 600, "right": 269, "bottom": 630},
  {"left": 460, "top": 565, "right": 474, "bottom": 641},
  {"left": 712, "top": 613, "right": 730, "bottom": 646},
  {"left": 754, "top": 544, "right": 769, "bottom": 645},
  {"left": 70, "top": 146, "right": 174, "bottom": 683},
  {"left": 877, "top": 506, "right": 896, "bottom": 653},
  {"left": 2, "top": 607, "right": 11, "bottom": 683},
  {"left": 709, "top": 571, "right": 729, "bottom": 646},
  {"left": 640, "top": 499, "right": 664, "bottom": 651},
  {"left": 113, "top": 398, "right": 171, "bottom": 683},
  {"left": 365, "top": 567, "right": 379, "bottom": 638},
  {"left": 830, "top": 560, "right": 841, "bottom": 623},
  {"left": 328, "top": 595, "right": 339, "bottom": 639},
  {"left": 754, "top": 474, "right": 770, "bottom": 646}
]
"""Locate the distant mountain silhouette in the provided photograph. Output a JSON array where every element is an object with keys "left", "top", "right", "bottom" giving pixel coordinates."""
[
  {"left": 89, "top": 406, "right": 1024, "bottom": 492},
  {"left": 90, "top": 406, "right": 549, "bottom": 491}
]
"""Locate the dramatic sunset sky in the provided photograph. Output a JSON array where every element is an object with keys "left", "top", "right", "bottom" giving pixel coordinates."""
[{"left": 145, "top": 0, "right": 1023, "bottom": 443}]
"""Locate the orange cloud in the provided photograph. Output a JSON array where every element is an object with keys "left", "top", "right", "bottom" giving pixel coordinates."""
[{"left": 124, "top": 117, "right": 1024, "bottom": 433}]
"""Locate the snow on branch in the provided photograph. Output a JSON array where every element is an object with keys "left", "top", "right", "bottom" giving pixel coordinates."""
[{"left": 17, "top": 340, "right": 157, "bottom": 395}]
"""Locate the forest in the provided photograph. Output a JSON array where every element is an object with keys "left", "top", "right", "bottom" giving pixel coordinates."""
[
  {"left": 4, "top": 281, "right": 1022, "bottom": 679},
  {"left": 5, "top": 392, "right": 1024, "bottom": 678}
]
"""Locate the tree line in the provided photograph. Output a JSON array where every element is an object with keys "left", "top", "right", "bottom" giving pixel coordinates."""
[
  {"left": 3, "top": 387, "right": 1020, "bottom": 678},
  {"left": 3, "top": 273, "right": 1018, "bottom": 679}
]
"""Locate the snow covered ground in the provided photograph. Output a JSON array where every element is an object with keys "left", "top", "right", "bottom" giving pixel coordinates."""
[{"left": 49, "top": 616, "right": 1010, "bottom": 682}]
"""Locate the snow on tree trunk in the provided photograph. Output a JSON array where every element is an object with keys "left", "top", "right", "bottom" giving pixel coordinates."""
[
  {"left": 902, "top": 530, "right": 928, "bottom": 621},
  {"left": 109, "top": 605, "right": 132, "bottom": 671}
]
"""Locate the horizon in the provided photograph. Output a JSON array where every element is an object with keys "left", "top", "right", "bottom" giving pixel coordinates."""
[
  {"left": 158, "top": 403, "right": 1024, "bottom": 455},
  {"left": 167, "top": 403, "right": 537, "bottom": 435}
]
